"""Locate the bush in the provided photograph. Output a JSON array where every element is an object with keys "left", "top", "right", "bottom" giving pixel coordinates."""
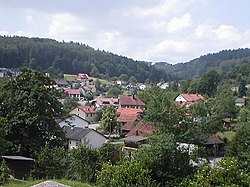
[{"left": 0, "top": 160, "right": 10, "bottom": 184}]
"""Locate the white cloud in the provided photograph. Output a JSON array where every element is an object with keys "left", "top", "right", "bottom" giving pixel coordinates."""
[
  {"left": 48, "top": 13, "right": 85, "bottom": 38},
  {"left": 0, "top": 31, "right": 9, "bottom": 35},
  {"left": 94, "top": 31, "right": 128, "bottom": 54},
  {"left": 167, "top": 13, "right": 192, "bottom": 33},
  {"left": 128, "top": 0, "right": 208, "bottom": 17}
]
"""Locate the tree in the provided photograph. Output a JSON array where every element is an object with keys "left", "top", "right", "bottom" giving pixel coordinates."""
[
  {"left": 212, "top": 87, "right": 237, "bottom": 118},
  {"left": 227, "top": 122, "right": 250, "bottom": 172},
  {"left": 129, "top": 76, "right": 138, "bottom": 84},
  {"left": 183, "top": 157, "right": 250, "bottom": 187},
  {"left": 97, "top": 160, "right": 158, "bottom": 187},
  {"left": 197, "top": 70, "right": 221, "bottom": 97},
  {"left": 0, "top": 68, "right": 65, "bottom": 157},
  {"left": 135, "top": 133, "right": 194, "bottom": 186},
  {"left": 32, "top": 144, "right": 68, "bottom": 179},
  {"left": 66, "top": 145, "right": 100, "bottom": 182},
  {"left": 238, "top": 79, "right": 248, "bottom": 98},
  {"left": 100, "top": 105, "right": 118, "bottom": 133},
  {"left": 106, "top": 86, "right": 123, "bottom": 98}
]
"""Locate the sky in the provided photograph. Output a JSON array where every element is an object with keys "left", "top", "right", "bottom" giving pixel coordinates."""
[{"left": 0, "top": 0, "right": 250, "bottom": 64}]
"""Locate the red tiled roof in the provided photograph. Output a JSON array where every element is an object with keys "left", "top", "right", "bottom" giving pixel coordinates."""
[
  {"left": 117, "top": 108, "right": 143, "bottom": 123},
  {"left": 126, "top": 122, "right": 154, "bottom": 137},
  {"left": 65, "top": 89, "right": 80, "bottom": 95},
  {"left": 119, "top": 95, "right": 145, "bottom": 107},
  {"left": 121, "top": 122, "right": 136, "bottom": 131},
  {"left": 78, "top": 105, "right": 96, "bottom": 114},
  {"left": 77, "top": 73, "right": 89, "bottom": 79},
  {"left": 179, "top": 94, "right": 205, "bottom": 102},
  {"left": 96, "top": 97, "right": 119, "bottom": 106}
]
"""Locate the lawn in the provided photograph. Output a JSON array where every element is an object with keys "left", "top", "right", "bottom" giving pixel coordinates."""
[
  {"left": 217, "top": 131, "right": 236, "bottom": 142},
  {"left": 1, "top": 179, "right": 95, "bottom": 187}
]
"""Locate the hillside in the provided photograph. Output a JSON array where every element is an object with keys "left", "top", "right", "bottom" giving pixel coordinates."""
[
  {"left": 0, "top": 36, "right": 170, "bottom": 83},
  {"left": 154, "top": 48, "right": 250, "bottom": 80}
]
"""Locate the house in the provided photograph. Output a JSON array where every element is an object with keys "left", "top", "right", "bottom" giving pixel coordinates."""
[
  {"left": 58, "top": 114, "right": 90, "bottom": 129},
  {"left": 126, "top": 122, "right": 154, "bottom": 137},
  {"left": 95, "top": 97, "right": 119, "bottom": 108},
  {"left": 65, "top": 89, "right": 81, "bottom": 100},
  {"left": 55, "top": 79, "right": 69, "bottom": 89},
  {"left": 175, "top": 93, "right": 205, "bottom": 108},
  {"left": 117, "top": 108, "right": 143, "bottom": 133},
  {"left": 70, "top": 105, "right": 96, "bottom": 123},
  {"left": 77, "top": 73, "right": 89, "bottom": 80},
  {"left": 235, "top": 98, "right": 245, "bottom": 107},
  {"left": 64, "top": 126, "right": 107, "bottom": 149},
  {"left": 118, "top": 94, "right": 145, "bottom": 109},
  {"left": 139, "top": 84, "right": 147, "bottom": 91}
]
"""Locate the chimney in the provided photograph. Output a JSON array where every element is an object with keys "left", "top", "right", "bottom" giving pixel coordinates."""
[{"left": 136, "top": 130, "right": 139, "bottom": 136}]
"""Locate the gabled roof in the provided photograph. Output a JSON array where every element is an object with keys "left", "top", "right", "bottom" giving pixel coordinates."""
[
  {"left": 65, "top": 89, "right": 80, "bottom": 95},
  {"left": 57, "top": 114, "right": 90, "bottom": 124},
  {"left": 199, "top": 134, "right": 224, "bottom": 145},
  {"left": 96, "top": 97, "right": 119, "bottom": 106},
  {"left": 179, "top": 94, "right": 205, "bottom": 102},
  {"left": 55, "top": 79, "right": 68, "bottom": 85},
  {"left": 78, "top": 105, "right": 96, "bottom": 114},
  {"left": 119, "top": 94, "right": 145, "bottom": 107},
  {"left": 121, "top": 122, "right": 136, "bottom": 131},
  {"left": 126, "top": 122, "right": 154, "bottom": 137},
  {"left": 65, "top": 126, "right": 92, "bottom": 140}
]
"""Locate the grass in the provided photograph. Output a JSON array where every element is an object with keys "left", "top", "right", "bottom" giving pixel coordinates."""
[
  {"left": 1, "top": 179, "right": 95, "bottom": 187},
  {"left": 217, "top": 131, "right": 236, "bottom": 142},
  {"left": 64, "top": 74, "right": 77, "bottom": 82}
]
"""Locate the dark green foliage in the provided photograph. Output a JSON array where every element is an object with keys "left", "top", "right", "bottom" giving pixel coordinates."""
[
  {"left": 227, "top": 122, "right": 250, "bottom": 172},
  {"left": 182, "top": 157, "right": 250, "bottom": 187},
  {"left": 100, "top": 105, "right": 118, "bottom": 132},
  {"left": 63, "top": 98, "right": 79, "bottom": 112},
  {"left": 32, "top": 144, "right": 68, "bottom": 179},
  {"left": 238, "top": 79, "right": 248, "bottom": 98},
  {"left": 0, "top": 160, "right": 10, "bottom": 184},
  {"left": 66, "top": 145, "right": 100, "bottom": 182},
  {"left": 106, "top": 85, "right": 123, "bottom": 98},
  {"left": 0, "top": 36, "right": 169, "bottom": 83},
  {"left": 0, "top": 68, "right": 65, "bottom": 157},
  {"left": 97, "top": 160, "right": 158, "bottom": 187},
  {"left": 99, "top": 143, "right": 123, "bottom": 164},
  {"left": 135, "top": 134, "right": 194, "bottom": 186},
  {"left": 154, "top": 48, "right": 250, "bottom": 80}
]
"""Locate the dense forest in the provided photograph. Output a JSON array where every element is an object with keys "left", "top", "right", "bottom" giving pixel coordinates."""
[
  {"left": 154, "top": 48, "right": 250, "bottom": 80},
  {"left": 0, "top": 36, "right": 170, "bottom": 82}
]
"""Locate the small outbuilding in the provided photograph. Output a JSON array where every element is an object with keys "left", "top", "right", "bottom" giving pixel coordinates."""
[{"left": 1, "top": 156, "right": 34, "bottom": 179}]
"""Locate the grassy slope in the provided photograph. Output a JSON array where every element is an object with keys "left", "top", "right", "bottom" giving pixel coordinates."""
[{"left": 1, "top": 179, "right": 94, "bottom": 187}]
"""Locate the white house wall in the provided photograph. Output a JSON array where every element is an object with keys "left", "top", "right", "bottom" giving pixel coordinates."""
[
  {"left": 175, "top": 95, "right": 187, "bottom": 102},
  {"left": 82, "top": 131, "right": 107, "bottom": 148}
]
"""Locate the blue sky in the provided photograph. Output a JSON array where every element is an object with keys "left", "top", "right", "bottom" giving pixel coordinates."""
[{"left": 0, "top": 0, "right": 249, "bottom": 64}]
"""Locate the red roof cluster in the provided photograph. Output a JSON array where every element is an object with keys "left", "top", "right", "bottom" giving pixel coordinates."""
[
  {"left": 78, "top": 105, "right": 96, "bottom": 114},
  {"left": 119, "top": 95, "right": 145, "bottom": 107}
]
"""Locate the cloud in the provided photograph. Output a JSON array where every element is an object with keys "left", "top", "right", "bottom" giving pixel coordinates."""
[
  {"left": 48, "top": 13, "right": 86, "bottom": 39},
  {"left": 0, "top": 31, "right": 9, "bottom": 35},
  {"left": 94, "top": 31, "right": 128, "bottom": 54},
  {"left": 25, "top": 15, "right": 33, "bottom": 24},
  {"left": 128, "top": 0, "right": 208, "bottom": 17},
  {"left": 167, "top": 13, "right": 192, "bottom": 33}
]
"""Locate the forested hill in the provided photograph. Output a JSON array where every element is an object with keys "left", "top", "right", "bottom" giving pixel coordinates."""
[
  {"left": 0, "top": 36, "right": 170, "bottom": 82},
  {"left": 154, "top": 48, "right": 250, "bottom": 80}
]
